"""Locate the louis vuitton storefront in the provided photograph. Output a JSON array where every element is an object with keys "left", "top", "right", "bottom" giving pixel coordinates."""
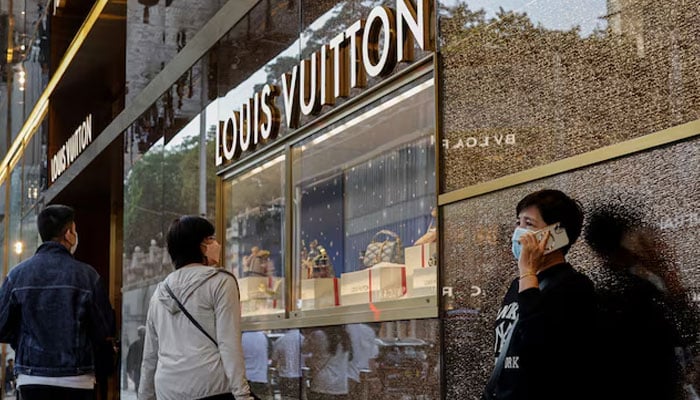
[
  {"left": 119, "top": 2, "right": 443, "bottom": 398},
  {"left": 1, "top": 0, "right": 699, "bottom": 399}
]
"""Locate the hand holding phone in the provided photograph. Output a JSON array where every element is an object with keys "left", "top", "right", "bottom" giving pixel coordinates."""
[{"left": 533, "top": 223, "right": 570, "bottom": 254}]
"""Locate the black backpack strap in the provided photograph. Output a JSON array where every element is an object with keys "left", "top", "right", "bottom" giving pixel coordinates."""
[{"left": 163, "top": 282, "right": 218, "bottom": 347}]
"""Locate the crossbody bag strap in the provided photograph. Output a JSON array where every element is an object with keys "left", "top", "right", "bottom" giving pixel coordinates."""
[
  {"left": 484, "top": 269, "right": 573, "bottom": 397},
  {"left": 215, "top": 268, "right": 241, "bottom": 301},
  {"left": 483, "top": 317, "right": 519, "bottom": 398},
  {"left": 163, "top": 282, "right": 218, "bottom": 347}
]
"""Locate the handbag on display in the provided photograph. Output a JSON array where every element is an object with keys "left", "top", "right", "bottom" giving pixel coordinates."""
[{"left": 362, "top": 229, "right": 404, "bottom": 268}]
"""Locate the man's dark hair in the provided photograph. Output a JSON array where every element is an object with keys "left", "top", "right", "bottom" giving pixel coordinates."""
[
  {"left": 516, "top": 189, "right": 584, "bottom": 255},
  {"left": 166, "top": 216, "right": 215, "bottom": 269},
  {"left": 38, "top": 204, "right": 75, "bottom": 242}
]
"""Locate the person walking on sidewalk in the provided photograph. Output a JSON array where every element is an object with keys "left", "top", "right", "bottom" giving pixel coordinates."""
[
  {"left": 138, "top": 216, "right": 255, "bottom": 400},
  {"left": 0, "top": 204, "right": 116, "bottom": 400}
]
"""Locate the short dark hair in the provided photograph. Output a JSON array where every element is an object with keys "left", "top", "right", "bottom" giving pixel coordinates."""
[
  {"left": 38, "top": 204, "right": 75, "bottom": 242},
  {"left": 516, "top": 189, "right": 584, "bottom": 254},
  {"left": 166, "top": 216, "right": 215, "bottom": 269}
]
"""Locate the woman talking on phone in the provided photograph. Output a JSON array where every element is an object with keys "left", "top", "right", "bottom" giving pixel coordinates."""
[{"left": 481, "top": 189, "right": 596, "bottom": 400}]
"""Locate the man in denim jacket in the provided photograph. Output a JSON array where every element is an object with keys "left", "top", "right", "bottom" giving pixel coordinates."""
[{"left": 0, "top": 204, "right": 116, "bottom": 400}]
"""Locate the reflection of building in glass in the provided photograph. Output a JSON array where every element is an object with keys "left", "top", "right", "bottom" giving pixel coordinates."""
[
  {"left": 606, "top": 0, "right": 645, "bottom": 55},
  {"left": 123, "top": 240, "right": 172, "bottom": 288},
  {"left": 440, "top": 0, "right": 700, "bottom": 191}
]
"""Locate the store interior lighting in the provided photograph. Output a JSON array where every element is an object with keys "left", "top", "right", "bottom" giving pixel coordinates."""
[
  {"left": 302, "top": 79, "right": 434, "bottom": 151},
  {"left": 14, "top": 63, "right": 26, "bottom": 91},
  {"left": 13, "top": 241, "right": 23, "bottom": 255}
]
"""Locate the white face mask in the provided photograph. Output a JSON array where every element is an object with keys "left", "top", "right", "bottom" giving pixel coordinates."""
[
  {"left": 204, "top": 241, "right": 221, "bottom": 266},
  {"left": 69, "top": 230, "right": 79, "bottom": 254}
]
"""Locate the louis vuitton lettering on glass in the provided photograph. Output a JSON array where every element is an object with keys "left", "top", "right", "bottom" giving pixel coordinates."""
[
  {"left": 223, "top": 154, "right": 286, "bottom": 318},
  {"left": 292, "top": 73, "right": 437, "bottom": 312}
]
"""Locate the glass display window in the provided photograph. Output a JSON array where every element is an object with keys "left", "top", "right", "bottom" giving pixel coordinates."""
[
  {"left": 223, "top": 153, "right": 287, "bottom": 319},
  {"left": 292, "top": 73, "right": 437, "bottom": 313}
]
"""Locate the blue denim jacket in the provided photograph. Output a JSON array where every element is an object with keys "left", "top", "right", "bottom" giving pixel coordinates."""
[{"left": 0, "top": 241, "right": 116, "bottom": 377}]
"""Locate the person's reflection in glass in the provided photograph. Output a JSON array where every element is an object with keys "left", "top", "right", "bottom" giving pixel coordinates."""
[
  {"left": 345, "top": 324, "right": 379, "bottom": 399},
  {"left": 303, "top": 326, "right": 352, "bottom": 400},
  {"left": 242, "top": 331, "right": 271, "bottom": 399},
  {"left": 126, "top": 325, "right": 146, "bottom": 392},
  {"left": 585, "top": 204, "right": 700, "bottom": 400},
  {"left": 271, "top": 329, "right": 304, "bottom": 400}
]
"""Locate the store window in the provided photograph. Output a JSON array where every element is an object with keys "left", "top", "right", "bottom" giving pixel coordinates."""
[
  {"left": 221, "top": 69, "right": 437, "bottom": 321},
  {"left": 213, "top": 0, "right": 438, "bottom": 323},
  {"left": 223, "top": 153, "right": 286, "bottom": 319},
  {"left": 293, "top": 73, "right": 436, "bottom": 314}
]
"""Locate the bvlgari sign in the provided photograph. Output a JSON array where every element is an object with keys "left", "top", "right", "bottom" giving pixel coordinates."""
[
  {"left": 50, "top": 114, "right": 93, "bottom": 183},
  {"left": 216, "top": 0, "right": 433, "bottom": 166}
]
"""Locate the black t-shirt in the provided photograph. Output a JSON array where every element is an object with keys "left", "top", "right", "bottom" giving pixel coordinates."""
[{"left": 485, "top": 263, "right": 596, "bottom": 400}]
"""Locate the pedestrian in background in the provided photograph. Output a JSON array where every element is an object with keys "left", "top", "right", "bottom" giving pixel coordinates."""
[
  {"left": 126, "top": 326, "right": 146, "bottom": 392},
  {"left": 242, "top": 331, "right": 271, "bottom": 399},
  {"left": 4, "top": 358, "right": 15, "bottom": 395},
  {"left": 304, "top": 326, "right": 352, "bottom": 400},
  {"left": 346, "top": 324, "right": 379, "bottom": 399},
  {"left": 271, "top": 329, "right": 304, "bottom": 400}
]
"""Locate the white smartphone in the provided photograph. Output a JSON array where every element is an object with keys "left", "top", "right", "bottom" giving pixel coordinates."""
[{"left": 534, "top": 223, "right": 570, "bottom": 254}]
